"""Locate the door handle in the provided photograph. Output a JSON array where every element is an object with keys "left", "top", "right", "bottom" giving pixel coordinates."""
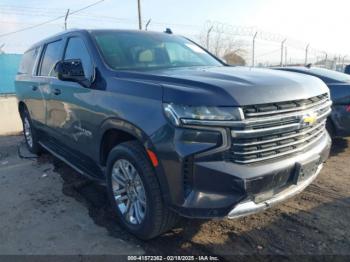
[
  {"left": 31, "top": 85, "right": 38, "bottom": 91},
  {"left": 53, "top": 88, "right": 61, "bottom": 95}
]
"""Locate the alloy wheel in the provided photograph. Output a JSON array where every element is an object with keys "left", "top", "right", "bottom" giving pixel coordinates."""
[
  {"left": 24, "top": 116, "right": 33, "bottom": 148},
  {"left": 111, "top": 159, "right": 147, "bottom": 225}
]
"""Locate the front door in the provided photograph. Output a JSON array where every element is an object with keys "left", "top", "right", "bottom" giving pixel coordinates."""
[
  {"left": 45, "top": 36, "right": 97, "bottom": 160},
  {"left": 36, "top": 39, "right": 65, "bottom": 140}
]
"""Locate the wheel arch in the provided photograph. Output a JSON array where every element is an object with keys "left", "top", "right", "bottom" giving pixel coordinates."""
[
  {"left": 98, "top": 118, "right": 172, "bottom": 205},
  {"left": 98, "top": 118, "right": 150, "bottom": 167},
  {"left": 18, "top": 101, "right": 27, "bottom": 118}
]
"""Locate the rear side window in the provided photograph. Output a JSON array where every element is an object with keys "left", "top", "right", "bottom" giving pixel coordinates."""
[
  {"left": 39, "top": 40, "right": 63, "bottom": 77},
  {"left": 18, "top": 47, "right": 40, "bottom": 75},
  {"left": 64, "top": 37, "right": 93, "bottom": 79}
]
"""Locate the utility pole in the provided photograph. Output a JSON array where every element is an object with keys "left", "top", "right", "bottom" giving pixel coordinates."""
[
  {"left": 285, "top": 46, "right": 288, "bottom": 66},
  {"left": 64, "top": 9, "right": 70, "bottom": 30},
  {"left": 280, "top": 39, "right": 286, "bottom": 66},
  {"left": 145, "top": 19, "right": 151, "bottom": 31},
  {"left": 252, "top": 31, "right": 258, "bottom": 67},
  {"left": 324, "top": 52, "right": 328, "bottom": 68},
  {"left": 206, "top": 26, "right": 213, "bottom": 50},
  {"left": 137, "top": 0, "right": 142, "bottom": 30},
  {"left": 305, "top": 43, "right": 310, "bottom": 65},
  {"left": 342, "top": 55, "right": 347, "bottom": 71}
]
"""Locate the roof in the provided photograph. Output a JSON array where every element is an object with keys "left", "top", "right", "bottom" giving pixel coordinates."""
[{"left": 26, "top": 29, "right": 173, "bottom": 51}]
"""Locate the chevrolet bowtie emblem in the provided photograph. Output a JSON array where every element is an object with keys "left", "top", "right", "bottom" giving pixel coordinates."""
[{"left": 302, "top": 114, "right": 317, "bottom": 125}]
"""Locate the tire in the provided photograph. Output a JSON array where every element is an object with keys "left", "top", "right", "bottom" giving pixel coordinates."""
[
  {"left": 106, "top": 141, "right": 178, "bottom": 240},
  {"left": 21, "top": 109, "right": 41, "bottom": 155}
]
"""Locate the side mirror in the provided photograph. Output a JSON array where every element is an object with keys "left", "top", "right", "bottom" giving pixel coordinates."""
[{"left": 55, "top": 59, "right": 91, "bottom": 88}]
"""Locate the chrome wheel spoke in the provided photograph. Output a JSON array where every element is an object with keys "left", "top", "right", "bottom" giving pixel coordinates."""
[
  {"left": 113, "top": 188, "right": 126, "bottom": 195},
  {"left": 111, "top": 159, "right": 147, "bottom": 225},
  {"left": 126, "top": 201, "right": 135, "bottom": 221},
  {"left": 115, "top": 194, "right": 128, "bottom": 203},
  {"left": 134, "top": 201, "right": 144, "bottom": 224},
  {"left": 112, "top": 170, "right": 126, "bottom": 186},
  {"left": 120, "top": 160, "right": 133, "bottom": 180},
  {"left": 24, "top": 117, "right": 33, "bottom": 147},
  {"left": 137, "top": 195, "right": 146, "bottom": 206}
]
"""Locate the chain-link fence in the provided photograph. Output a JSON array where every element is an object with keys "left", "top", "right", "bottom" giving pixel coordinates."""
[{"left": 185, "top": 21, "right": 350, "bottom": 71}]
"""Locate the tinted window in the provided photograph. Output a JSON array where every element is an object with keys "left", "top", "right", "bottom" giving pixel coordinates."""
[
  {"left": 64, "top": 37, "right": 93, "bottom": 79},
  {"left": 18, "top": 47, "right": 40, "bottom": 75},
  {"left": 91, "top": 31, "right": 222, "bottom": 70},
  {"left": 39, "top": 40, "right": 63, "bottom": 76},
  {"left": 165, "top": 42, "right": 205, "bottom": 65}
]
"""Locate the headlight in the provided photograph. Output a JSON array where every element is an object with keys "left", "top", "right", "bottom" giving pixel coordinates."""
[{"left": 163, "top": 103, "right": 243, "bottom": 126}]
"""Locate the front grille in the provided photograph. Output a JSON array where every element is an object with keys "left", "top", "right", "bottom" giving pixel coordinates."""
[
  {"left": 243, "top": 93, "right": 329, "bottom": 117},
  {"left": 225, "top": 93, "right": 331, "bottom": 164}
]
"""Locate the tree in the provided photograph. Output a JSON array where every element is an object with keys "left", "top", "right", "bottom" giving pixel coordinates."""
[
  {"left": 223, "top": 52, "right": 246, "bottom": 66},
  {"left": 199, "top": 21, "right": 247, "bottom": 65}
]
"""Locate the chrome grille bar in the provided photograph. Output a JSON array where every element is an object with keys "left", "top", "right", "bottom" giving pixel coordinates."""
[
  {"left": 232, "top": 120, "right": 326, "bottom": 146},
  {"left": 226, "top": 93, "right": 331, "bottom": 164},
  {"left": 242, "top": 100, "right": 331, "bottom": 126},
  {"left": 232, "top": 132, "right": 326, "bottom": 164},
  {"left": 244, "top": 96, "right": 330, "bottom": 117},
  {"left": 231, "top": 107, "right": 330, "bottom": 138},
  {"left": 181, "top": 100, "right": 332, "bottom": 128},
  {"left": 232, "top": 128, "right": 325, "bottom": 155}
]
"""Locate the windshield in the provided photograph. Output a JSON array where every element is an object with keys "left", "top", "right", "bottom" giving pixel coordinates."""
[
  {"left": 309, "top": 67, "right": 350, "bottom": 83},
  {"left": 91, "top": 31, "right": 223, "bottom": 70}
]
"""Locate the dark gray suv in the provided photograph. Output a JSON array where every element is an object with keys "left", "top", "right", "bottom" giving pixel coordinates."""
[{"left": 16, "top": 29, "right": 331, "bottom": 239}]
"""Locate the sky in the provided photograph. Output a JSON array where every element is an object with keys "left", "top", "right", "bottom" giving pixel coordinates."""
[{"left": 1, "top": 0, "right": 350, "bottom": 64}]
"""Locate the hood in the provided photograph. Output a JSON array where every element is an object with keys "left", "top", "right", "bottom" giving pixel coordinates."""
[{"left": 117, "top": 66, "right": 330, "bottom": 106}]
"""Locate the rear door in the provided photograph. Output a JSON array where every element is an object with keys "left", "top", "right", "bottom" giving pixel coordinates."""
[{"left": 15, "top": 46, "right": 46, "bottom": 128}]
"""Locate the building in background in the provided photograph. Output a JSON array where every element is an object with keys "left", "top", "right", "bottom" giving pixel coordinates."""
[{"left": 0, "top": 54, "right": 22, "bottom": 94}]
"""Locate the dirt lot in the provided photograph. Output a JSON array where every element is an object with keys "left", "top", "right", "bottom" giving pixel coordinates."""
[{"left": 0, "top": 135, "right": 349, "bottom": 259}]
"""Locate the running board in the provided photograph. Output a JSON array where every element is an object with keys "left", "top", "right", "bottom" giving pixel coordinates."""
[{"left": 39, "top": 141, "right": 106, "bottom": 186}]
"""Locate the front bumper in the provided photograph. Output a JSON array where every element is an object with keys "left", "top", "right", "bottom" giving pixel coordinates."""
[
  {"left": 227, "top": 163, "right": 323, "bottom": 219},
  {"left": 153, "top": 125, "right": 331, "bottom": 219}
]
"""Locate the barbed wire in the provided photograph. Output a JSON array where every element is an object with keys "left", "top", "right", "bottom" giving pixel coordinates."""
[{"left": 0, "top": 7, "right": 348, "bottom": 68}]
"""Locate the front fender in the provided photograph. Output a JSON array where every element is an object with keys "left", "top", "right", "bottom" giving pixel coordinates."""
[{"left": 97, "top": 117, "right": 172, "bottom": 204}]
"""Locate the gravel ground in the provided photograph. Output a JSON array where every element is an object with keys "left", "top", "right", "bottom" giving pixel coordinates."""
[{"left": 0, "top": 135, "right": 349, "bottom": 260}]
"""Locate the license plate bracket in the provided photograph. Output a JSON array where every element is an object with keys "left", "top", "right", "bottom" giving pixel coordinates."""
[{"left": 293, "top": 156, "right": 320, "bottom": 184}]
